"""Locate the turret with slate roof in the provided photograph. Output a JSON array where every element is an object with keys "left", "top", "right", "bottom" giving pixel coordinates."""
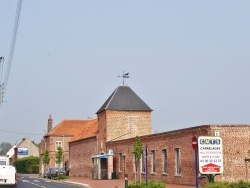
[
  {"left": 96, "top": 85, "right": 152, "bottom": 113},
  {"left": 96, "top": 84, "right": 152, "bottom": 154}
]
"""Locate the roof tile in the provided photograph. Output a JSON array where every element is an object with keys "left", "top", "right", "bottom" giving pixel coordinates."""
[{"left": 48, "top": 119, "right": 98, "bottom": 138}]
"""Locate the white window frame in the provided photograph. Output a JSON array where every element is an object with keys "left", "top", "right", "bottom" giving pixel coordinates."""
[
  {"left": 55, "top": 141, "right": 62, "bottom": 151},
  {"left": 151, "top": 150, "right": 156, "bottom": 173},
  {"left": 162, "top": 149, "right": 167, "bottom": 174},
  {"left": 141, "top": 151, "right": 145, "bottom": 173},
  {"left": 175, "top": 148, "right": 181, "bottom": 175}
]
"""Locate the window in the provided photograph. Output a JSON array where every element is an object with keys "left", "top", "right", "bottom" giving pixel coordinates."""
[
  {"left": 175, "top": 148, "right": 181, "bottom": 175},
  {"left": 55, "top": 141, "right": 62, "bottom": 150},
  {"left": 133, "top": 154, "right": 138, "bottom": 173},
  {"left": 162, "top": 149, "right": 167, "bottom": 174},
  {"left": 141, "top": 151, "right": 145, "bottom": 173},
  {"left": 0, "top": 161, "right": 6, "bottom": 165},
  {"left": 119, "top": 153, "right": 122, "bottom": 172},
  {"left": 151, "top": 150, "right": 156, "bottom": 173}
]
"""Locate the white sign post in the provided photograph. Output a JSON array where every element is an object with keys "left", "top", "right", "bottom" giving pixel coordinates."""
[{"left": 198, "top": 136, "right": 223, "bottom": 175}]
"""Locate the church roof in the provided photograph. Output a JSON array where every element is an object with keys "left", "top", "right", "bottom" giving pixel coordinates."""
[{"left": 96, "top": 85, "right": 152, "bottom": 114}]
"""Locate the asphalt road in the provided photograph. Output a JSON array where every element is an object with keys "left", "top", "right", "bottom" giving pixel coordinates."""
[{"left": 17, "top": 174, "right": 86, "bottom": 188}]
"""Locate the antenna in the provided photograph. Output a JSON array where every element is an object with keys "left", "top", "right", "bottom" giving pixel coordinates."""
[{"left": 118, "top": 71, "right": 129, "bottom": 85}]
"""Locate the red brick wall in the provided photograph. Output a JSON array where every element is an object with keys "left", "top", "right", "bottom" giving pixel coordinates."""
[
  {"left": 97, "top": 110, "right": 151, "bottom": 154},
  {"left": 107, "top": 125, "right": 250, "bottom": 185},
  {"left": 210, "top": 125, "right": 250, "bottom": 182},
  {"left": 69, "top": 137, "right": 97, "bottom": 177},
  {"left": 40, "top": 135, "right": 72, "bottom": 168},
  {"left": 97, "top": 111, "right": 107, "bottom": 154}
]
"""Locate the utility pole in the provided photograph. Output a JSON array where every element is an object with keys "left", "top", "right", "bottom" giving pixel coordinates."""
[{"left": 0, "top": 57, "right": 4, "bottom": 106}]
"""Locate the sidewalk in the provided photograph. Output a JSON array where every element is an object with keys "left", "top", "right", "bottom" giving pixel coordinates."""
[
  {"left": 63, "top": 176, "right": 196, "bottom": 188},
  {"left": 20, "top": 174, "right": 195, "bottom": 188}
]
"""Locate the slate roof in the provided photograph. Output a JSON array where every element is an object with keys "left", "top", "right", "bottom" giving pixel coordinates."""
[{"left": 96, "top": 85, "right": 153, "bottom": 114}]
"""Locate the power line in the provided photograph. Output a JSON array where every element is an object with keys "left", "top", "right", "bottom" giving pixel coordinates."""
[
  {"left": 5, "top": 0, "right": 23, "bottom": 86},
  {"left": 0, "top": 129, "right": 43, "bottom": 136},
  {"left": 1, "top": 0, "right": 23, "bottom": 107}
]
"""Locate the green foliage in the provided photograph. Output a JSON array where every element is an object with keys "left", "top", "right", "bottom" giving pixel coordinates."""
[
  {"left": 133, "top": 136, "right": 143, "bottom": 162},
  {"left": 201, "top": 180, "right": 250, "bottom": 188},
  {"left": 133, "top": 136, "right": 144, "bottom": 182},
  {"left": 0, "top": 142, "right": 12, "bottom": 155},
  {"left": 42, "top": 149, "right": 50, "bottom": 165},
  {"left": 53, "top": 175, "right": 69, "bottom": 180},
  {"left": 28, "top": 165, "right": 39, "bottom": 174},
  {"left": 128, "top": 180, "right": 166, "bottom": 188},
  {"left": 55, "top": 146, "right": 64, "bottom": 180},
  {"left": 15, "top": 156, "right": 39, "bottom": 174},
  {"left": 55, "top": 146, "right": 63, "bottom": 165}
]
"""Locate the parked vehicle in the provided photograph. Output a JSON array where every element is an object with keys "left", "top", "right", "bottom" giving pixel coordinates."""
[
  {"left": 0, "top": 156, "right": 9, "bottom": 165},
  {"left": 47, "top": 167, "right": 66, "bottom": 179},
  {"left": 0, "top": 165, "right": 17, "bottom": 187},
  {"left": 44, "top": 167, "right": 53, "bottom": 178}
]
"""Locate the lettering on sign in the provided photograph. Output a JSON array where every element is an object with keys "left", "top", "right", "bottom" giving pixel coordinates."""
[{"left": 198, "top": 136, "right": 223, "bottom": 174}]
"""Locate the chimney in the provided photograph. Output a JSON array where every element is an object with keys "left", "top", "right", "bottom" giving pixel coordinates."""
[{"left": 47, "top": 114, "right": 53, "bottom": 133}]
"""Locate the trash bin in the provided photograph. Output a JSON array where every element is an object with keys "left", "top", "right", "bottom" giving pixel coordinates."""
[{"left": 112, "top": 172, "right": 116, "bottom": 179}]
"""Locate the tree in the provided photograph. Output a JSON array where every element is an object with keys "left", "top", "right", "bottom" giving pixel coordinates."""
[
  {"left": 0, "top": 142, "right": 12, "bottom": 156},
  {"left": 42, "top": 149, "right": 50, "bottom": 169},
  {"left": 55, "top": 146, "right": 64, "bottom": 180},
  {"left": 55, "top": 146, "right": 64, "bottom": 167},
  {"left": 133, "top": 136, "right": 143, "bottom": 183}
]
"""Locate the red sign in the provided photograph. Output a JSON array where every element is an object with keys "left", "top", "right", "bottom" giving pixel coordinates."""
[
  {"left": 192, "top": 136, "right": 198, "bottom": 150},
  {"left": 201, "top": 163, "right": 221, "bottom": 173}
]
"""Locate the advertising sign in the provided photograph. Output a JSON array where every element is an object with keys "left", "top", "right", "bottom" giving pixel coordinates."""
[
  {"left": 198, "top": 136, "right": 223, "bottom": 174},
  {"left": 18, "top": 147, "right": 29, "bottom": 155}
]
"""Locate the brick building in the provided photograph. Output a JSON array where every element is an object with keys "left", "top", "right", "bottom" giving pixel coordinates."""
[
  {"left": 69, "top": 85, "right": 152, "bottom": 179},
  {"left": 42, "top": 84, "right": 250, "bottom": 185},
  {"left": 107, "top": 125, "right": 250, "bottom": 185},
  {"left": 39, "top": 114, "right": 98, "bottom": 175}
]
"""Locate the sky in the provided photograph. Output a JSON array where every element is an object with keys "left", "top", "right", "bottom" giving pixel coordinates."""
[{"left": 0, "top": 1, "right": 250, "bottom": 145}]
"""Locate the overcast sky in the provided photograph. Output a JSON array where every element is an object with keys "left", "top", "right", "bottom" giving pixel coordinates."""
[{"left": 0, "top": 1, "right": 250, "bottom": 145}]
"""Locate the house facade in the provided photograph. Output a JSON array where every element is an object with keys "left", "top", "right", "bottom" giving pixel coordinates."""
[
  {"left": 13, "top": 137, "right": 39, "bottom": 163},
  {"left": 39, "top": 114, "right": 98, "bottom": 175},
  {"left": 5, "top": 144, "right": 16, "bottom": 165}
]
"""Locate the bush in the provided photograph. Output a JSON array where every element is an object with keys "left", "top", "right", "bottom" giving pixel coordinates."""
[
  {"left": 53, "top": 175, "right": 69, "bottom": 180},
  {"left": 128, "top": 180, "right": 166, "bottom": 188},
  {"left": 202, "top": 180, "right": 250, "bottom": 188},
  {"left": 29, "top": 165, "right": 39, "bottom": 174},
  {"left": 15, "top": 156, "right": 39, "bottom": 174}
]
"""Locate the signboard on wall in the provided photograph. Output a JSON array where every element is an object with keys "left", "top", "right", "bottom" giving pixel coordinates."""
[
  {"left": 198, "top": 136, "right": 223, "bottom": 174},
  {"left": 18, "top": 147, "right": 28, "bottom": 155}
]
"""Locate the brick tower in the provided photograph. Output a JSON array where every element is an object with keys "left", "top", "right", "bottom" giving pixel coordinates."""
[{"left": 96, "top": 85, "right": 152, "bottom": 154}]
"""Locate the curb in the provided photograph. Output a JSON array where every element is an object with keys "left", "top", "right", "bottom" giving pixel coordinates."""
[{"left": 62, "top": 180, "right": 91, "bottom": 188}]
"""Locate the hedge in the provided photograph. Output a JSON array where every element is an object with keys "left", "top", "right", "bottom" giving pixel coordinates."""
[{"left": 15, "top": 156, "right": 39, "bottom": 174}]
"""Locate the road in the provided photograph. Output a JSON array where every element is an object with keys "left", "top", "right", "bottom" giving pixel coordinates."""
[{"left": 17, "top": 174, "right": 86, "bottom": 188}]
